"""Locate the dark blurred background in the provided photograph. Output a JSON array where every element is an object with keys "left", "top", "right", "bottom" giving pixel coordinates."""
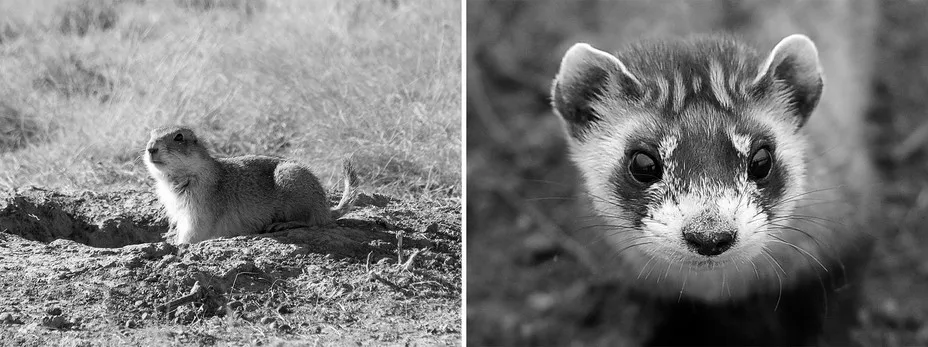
[{"left": 466, "top": 1, "right": 928, "bottom": 345}]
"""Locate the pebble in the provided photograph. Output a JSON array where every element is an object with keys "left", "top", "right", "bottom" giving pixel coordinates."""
[
  {"left": 228, "top": 301, "right": 244, "bottom": 311},
  {"left": 174, "top": 309, "right": 195, "bottom": 324},
  {"left": 0, "top": 312, "right": 19, "bottom": 324},
  {"left": 41, "top": 315, "right": 66, "bottom": 329},
  {"left": 122, "top": 257, "right": 143, "bottom": 269},
  {"left": 141, "top": 313, "right": 149, "bottom": 320}
]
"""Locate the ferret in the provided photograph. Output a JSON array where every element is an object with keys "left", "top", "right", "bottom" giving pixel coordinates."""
[{"left": 551, "top": 34, "right": 875, "bottom": 345}]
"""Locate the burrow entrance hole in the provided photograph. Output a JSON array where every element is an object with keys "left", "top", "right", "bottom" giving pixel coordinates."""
[{"left": 0, "top": 187, "right": 167, "bottom": 248}]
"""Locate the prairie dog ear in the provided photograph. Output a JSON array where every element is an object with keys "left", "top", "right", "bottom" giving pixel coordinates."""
[
  {"left": 551, "top": 43, "right": 642, "bottom": 140},
  {"left": 753, "top": 34, "right": 823, "bottom": 127}
]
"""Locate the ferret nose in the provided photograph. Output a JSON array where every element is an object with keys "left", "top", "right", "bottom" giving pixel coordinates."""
[
  {"left": 148, "top": 147, "right": 158, "bottom": 155},
  {"left": 683, "top": 231, "right": 735, "bottom": 256},
  {"left": 681, "top": 212, "right": 737, "bottom": 256}
]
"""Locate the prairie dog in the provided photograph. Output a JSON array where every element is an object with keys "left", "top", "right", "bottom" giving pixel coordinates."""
[
  {"left": 143, "top": 126, "right": 358, "bottom": 244},
  {"left": 551, "top": 35, "right": 874, "bottom": 343}
]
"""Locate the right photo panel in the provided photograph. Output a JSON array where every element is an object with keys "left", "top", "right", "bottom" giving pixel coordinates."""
[{"left": 467, "top": 1, "right": 928, "bottom": 346}]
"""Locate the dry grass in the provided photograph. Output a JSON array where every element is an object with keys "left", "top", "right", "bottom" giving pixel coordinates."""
[
  {"left": 174, "top": 0, "right": 267, "bottom": 18},
  {"left": 0, "top": 102, "right": 43, "bottom": 153},
  {"left": 56, "top": 0, "right": 120, "bottom": 36},
  {"left": 0, "top": 0, "right": 461, "bottom": 199}
]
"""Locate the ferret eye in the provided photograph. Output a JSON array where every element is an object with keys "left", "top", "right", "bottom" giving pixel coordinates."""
[
  {"left": 748, "top": 147, "right": 772, "bottom": 180},
  {"left": 629, "top": 152, "right": 662, "bottom": 184},
  {"left": 173, "top": 133, "right": 184, "bottom": 142}
]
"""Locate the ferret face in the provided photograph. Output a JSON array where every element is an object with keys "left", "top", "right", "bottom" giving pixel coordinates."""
[
  {"left": 552, "top": 35, "right": 823, "bottom": 299},
  {"left": 605, "top": 104, "right": 803, "bottom": 268},
  {"left": 144, "top": 126, "right": 211, "bottom": 181}
]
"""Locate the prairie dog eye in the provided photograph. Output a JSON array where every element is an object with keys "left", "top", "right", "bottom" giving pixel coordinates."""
[
  {"left": 629, "top": 151, "right": 662, "bottom": 184},
  {"left": 174, "top": 133, "right": 184, "bottom": 142},
  {"left": 748, "top": 147, "right": 772, "bottom": 180}
]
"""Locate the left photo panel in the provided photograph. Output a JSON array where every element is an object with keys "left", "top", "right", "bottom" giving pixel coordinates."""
[{"left": 0, "top": 0, "right": 461, "bottom": 345}]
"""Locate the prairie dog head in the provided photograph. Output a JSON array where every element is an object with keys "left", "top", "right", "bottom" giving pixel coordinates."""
[
  {"left": 551, "top": 35, "right": 824, "bottom": 301},
  {"left": 144, "top": 126, "right": 214, "bottom": 187}
]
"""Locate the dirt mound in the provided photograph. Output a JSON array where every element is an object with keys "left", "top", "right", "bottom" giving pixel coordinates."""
[{"left": 0, "top": 188, "right": 461, "bottom": 345}]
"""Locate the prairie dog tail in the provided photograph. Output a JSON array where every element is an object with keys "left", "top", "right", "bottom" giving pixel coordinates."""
[{"left": 331, "top": 159, "right": 359, "bottom": 218}]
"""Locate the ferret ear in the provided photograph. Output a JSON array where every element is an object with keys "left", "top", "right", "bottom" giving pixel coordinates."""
[
  {"left": 753, "top": 34, "right": 823, "bottom": 128},
  {"left": 551, "top": 43, "right": 642, "bottom": 140}
]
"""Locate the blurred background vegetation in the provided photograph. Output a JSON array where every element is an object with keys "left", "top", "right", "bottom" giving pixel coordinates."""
[
  {"left": 467, "top": 1, "right": 928, "bottom": 345},
  {"left": 0, "top": 0, "right": 461, "bottom": 199}
]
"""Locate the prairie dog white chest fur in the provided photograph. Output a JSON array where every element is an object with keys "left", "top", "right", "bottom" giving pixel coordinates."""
[
  {"left": 551, "top": 35, "right": 873, "bottom": 303},
  {"left": 144, "top": 126, "right": 359, "bottom": 244}
]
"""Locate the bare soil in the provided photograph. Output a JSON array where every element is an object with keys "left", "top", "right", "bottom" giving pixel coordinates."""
[{"left": 0, "top": 187, "right": 461, "bottom": 346}]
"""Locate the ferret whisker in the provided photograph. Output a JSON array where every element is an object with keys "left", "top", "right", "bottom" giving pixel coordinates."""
[
  {"left": 790, "top": 200, "right": 853, "bottom": 210},
  {"left": 637, "top": 256, "right": 655, "bottom": 280},
  {"left": 771, "top": 214, "right": 845, "bottom": 228},
  {"left": 524, "top": 178, "right": 576, "bottom": 188},
  {"left": 761, "top": 247, "right": 787, "bottom": 277},
  {"left": 779, "top": 185, "right": 845, "bottom": 201},
  {"left": 748, "top": 257, "right": 760, "bottom": 280},
  {"left": 761, "top": 248, "right": 784, "bottom": 311},
  {"left": 659, "top": 250, "right": 677, "bottom": 284},
  {"left": 777, "top": 214, "right": 875, "bottom": 239},
  {"left": 645, "top": 254, "right": 658, "bottom": 280},
  {"left": 769, "top": 233, "right": 832, "bottom": 315},
  {"left": 720, "top": 269, "right": 727, "bottom": 298},
  {"left": 767, "top": 235, "right": 827, "bottom": 272},
  {"left": 766, "top": 222, "right": 847, "bottom": 280},
  {"left": 608, "top": 240, "right": 654, "bottom": 264},
  {"left": 609, "top": 236, "right": 653, "bottom": 254},
  {"left": 580, "top": 191, "right": 642, "bottom": 211},
  {"left": 678, "top": 269, "right": 688, "bottom": 303},
  {"left": 571, "top": 224, "right": 639, "bottom": 234},
  {"left": 767, "top": 188, "right": 844, "bottom": 209}
]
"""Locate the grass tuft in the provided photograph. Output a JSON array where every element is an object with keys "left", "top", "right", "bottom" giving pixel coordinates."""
[
  {"left": 0, "top": 20, "right": 23, "bottom": 44},
  {"left": 32, "top": 54, "right": 113, "bottom": 101},
  {"left": 56, "top": 0, "right": 120, "bottom": 36},
  {"left": 173, "top": 0, "right": 266, "bottom": 18},
  {"left": 0, "top": 102, "right": 44, "bottom": 153}
]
